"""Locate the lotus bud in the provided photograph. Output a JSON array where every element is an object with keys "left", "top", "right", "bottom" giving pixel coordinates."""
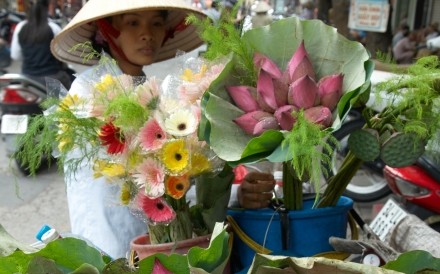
[
  {"left": 288, "top": 75, "right": 319, "bottom": 109},
  {"left": 304, "top": 106, "right": 333, "bottom": 128},
  {"left": 254, "top": 52, "right": 283, "bottom": 79},
  {"left": 257, "top": 70, "right": 278, "bottom": 112},
  {"left": 318, "top": 74, "right": 344, "bottom": 111},
  {"left": 253, "top": 116, "right": 279, "bottom": 135},
  {"left": 234, "top": 111, "right": 278, "bottom": 136},
  {"left": 273, "top": 79, "right": 289, "bottom": 107},
  {"left": 285, "top": 41, "right": 316, "bottom": 83},
  {"left": 227, "top": 85, "right": 260, "bottom": 113},
  {"left": 274, "top": 105, "right": 298, "bottom": 131}
]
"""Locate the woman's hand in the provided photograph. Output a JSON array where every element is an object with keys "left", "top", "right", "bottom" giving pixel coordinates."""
[{"left": 237, "top": 172, "right": 275, "bottom": 209}]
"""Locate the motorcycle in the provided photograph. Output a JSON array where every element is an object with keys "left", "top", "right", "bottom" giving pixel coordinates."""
[
  {"left": 0, "top": 73, "right": 50, "bottom": 175},
  {"left": 324, "top": 70, "right": 398, "bottom": 202},
  {"left": 0, "top": 8, "right": 26, "bottom": 45},
  {"left": 383, "top": 150, "right": 440, "bottom": 231}
]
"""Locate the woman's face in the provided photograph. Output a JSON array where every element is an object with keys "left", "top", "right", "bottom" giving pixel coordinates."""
[{"left": 111, "top": 10, "right": 166, "bottom": 70}]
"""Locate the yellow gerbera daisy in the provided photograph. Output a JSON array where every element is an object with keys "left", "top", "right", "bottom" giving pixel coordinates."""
[
  {"left": 59, "top": 94, "right": 80, "bottom": 110},
  {"left": 94, "top": 74, "right": 116, "bottom": 92},
  {"left": 190, "top": 152, "right": 211, "bottom": 175},
  {"left": 161, "top": 139, "right": 189, "bottom": 174},
  {"left": 93, "top": 159, "right": 126, "bottom": 178},
  {"left": 120, "top": 181, "right": 133, "bottom": 205},
  {"left": 180, "top": 64, "right": 208, "bottom": 82}
]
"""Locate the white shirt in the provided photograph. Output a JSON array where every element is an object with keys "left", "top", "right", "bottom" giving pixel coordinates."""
[
  {"left": 10, "top": 19, "right": 61, "bottom": 61},
  {"left": 64, "top": 60, "right": 147, "bottom": 259}
]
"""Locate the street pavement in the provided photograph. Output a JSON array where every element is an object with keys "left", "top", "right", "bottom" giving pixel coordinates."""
[{"left": 0, "top": 60, "right": 70, "bottom": 244}]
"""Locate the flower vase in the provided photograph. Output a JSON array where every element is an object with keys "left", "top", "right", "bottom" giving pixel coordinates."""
[
  {"left": 227, "top": 196, "right": 353, "bottom": 270},
  {"left": 130, "top": 233, "right": 211, "bottom": 260}
]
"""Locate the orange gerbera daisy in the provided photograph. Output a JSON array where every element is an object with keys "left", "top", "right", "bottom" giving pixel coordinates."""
[{"left": 165, "top": 175, "right": 190, "bottom": 199}]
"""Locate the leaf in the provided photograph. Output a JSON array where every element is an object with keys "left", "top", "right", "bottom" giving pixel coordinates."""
[
  {"left": 70, "top": 263, "right": 100, "bottom": 274},
  {"left": 249, "top": 254, "right": 403, "bottom": 274},
  {"left": 187, "top": 227, "right": 231, "bottom": 274},
  {"left": 194, "top": 166, "right": 234, "bottom": 233},
  {"left": 26, "top": 256, "right": 63, "bottom": 274},
  {"left": 240, "top": 130, "right": 284, "bottom": 159},
  {"left": 138, "top": 253, "right": 188, "bottom": 273},
  {"left": 102, "top": 258, "right": 138, "bottom": 274},
  {"left": 0, "top": 238, "right": 108, "bottom": 274},
  {"left": 383, "top": 250, "right": 440, "bottom": 274},
  {"left": 201, "top": 17, "right": 371, "bottom": 164}
]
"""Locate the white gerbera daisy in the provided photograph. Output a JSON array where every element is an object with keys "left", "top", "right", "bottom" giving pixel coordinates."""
[{"left": 164, "top": 109, "right": 197, "bottom": 137}]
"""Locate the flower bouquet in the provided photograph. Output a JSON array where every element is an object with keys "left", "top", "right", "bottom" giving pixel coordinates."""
[
  {"left": 16, "top": 53, "right": 234, "bottom": 249},
  {"left": 195, "top": 16, "right": 373, "bottom": 210}
]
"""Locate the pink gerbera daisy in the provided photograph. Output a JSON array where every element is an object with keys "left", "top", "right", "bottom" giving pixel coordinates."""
[
  {"left": 132, "top": 158, "right": 165, "bottom": 198},
  {"left": 137, "top": 193, "right": 176, "bottom": 224},
  {"left": 138, "top": 118, "right": 167, "bottom": 151},
  {"left": 153, "top": 258, "right": 172, "bottom": 274}
]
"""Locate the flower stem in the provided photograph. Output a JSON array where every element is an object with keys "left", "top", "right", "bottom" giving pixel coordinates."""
[
  {"left": 148, "top": 196, "right": 193, "bottom": 244},
  {"left": 318, "top": 151, "right": 364, "bottom": 208},
  {"left": 283, "top": 162, "right": 303, "bottom": 210}
]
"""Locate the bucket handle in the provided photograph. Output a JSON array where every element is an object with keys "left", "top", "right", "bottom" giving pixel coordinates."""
[
  {"left": 226, "top": 215, "right": 272, "bottom": 255},
  {"left": 226, "top": 212, "right": 359, "bottom": 260}
]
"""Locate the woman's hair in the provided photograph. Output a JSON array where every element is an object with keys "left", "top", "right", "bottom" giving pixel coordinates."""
[
  {"left": 19, "top": 0, "right": 53, "bottom": 44},
  {"left": 92, "top": 10, "right": 169, "bottom": 55}
]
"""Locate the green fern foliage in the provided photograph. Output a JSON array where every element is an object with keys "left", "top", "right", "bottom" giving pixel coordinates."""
[
  {"left": 282, "top": 111, "right": 337, "bottom": 197},
  {"left": 374, "top": 56, "right": 440, "bottom": 146},
  {"left": 186, "top": 1, "right": 257, "bottom": 85}
]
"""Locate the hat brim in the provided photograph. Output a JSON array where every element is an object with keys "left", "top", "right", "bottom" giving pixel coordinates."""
[{"left": 51, "top": 0, "right": 206, "bottom": 65}]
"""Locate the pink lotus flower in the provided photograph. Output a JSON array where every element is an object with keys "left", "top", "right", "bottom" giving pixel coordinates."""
[
  {"left": 256, "top": 70, "right": 278, "bottom": 112},
  {"left": 228, "top": 41, "right": 345, "bottom": 135},
  {"left": 274, "top": 105, "right": 297, "bottom": 131},
  {"left": 234, "top": 111, "right": 279, "bottom": 135},
  {"left": 318, "top": 74, "right": 344, "bottom": 111},
  {"left": 285, "top": 41, "right": 316, "bottom": 83},
  {"left": 304, "top": 106, "right": 333, "bottom": 128},
  {"left": 226, "top": 86, "right": 260, "bottom": 113},
  {"left": 254, "top": 52, "right": 283, "bottom": 79},
  {"left": 288, "top": 75, "right": 319, "bottom": 109},
  {"left": 273, "top": 79, "right": 289, "bottom": 107}
]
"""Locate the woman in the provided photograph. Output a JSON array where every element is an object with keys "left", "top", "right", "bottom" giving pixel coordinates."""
[
  {"left": 50, "top": 0, "right": 275, "bottom": 259},
  {"left": 10, "top": 0, "right": 72, "bottom": 89}
]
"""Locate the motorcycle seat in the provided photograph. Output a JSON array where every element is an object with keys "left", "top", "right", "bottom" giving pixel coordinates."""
[{"left": 417, "top": 151, "right": 440, "bottom": 183}]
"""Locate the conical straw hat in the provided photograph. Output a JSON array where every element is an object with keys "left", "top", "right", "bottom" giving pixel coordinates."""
[{"left": 51, "top": 0, "right": 206, "bottom": 65}]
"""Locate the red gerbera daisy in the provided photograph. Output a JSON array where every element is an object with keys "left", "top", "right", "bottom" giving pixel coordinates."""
[
  {"left": 137, "top": 193, "right": 176, "bottom": 224},
  {"left": 98, "top": 122, "right": 125, "bottom": 154}
]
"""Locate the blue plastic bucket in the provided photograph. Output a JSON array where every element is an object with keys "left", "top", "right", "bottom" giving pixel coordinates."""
[{"left": 228, "top": 196, "right": 353, "bottom": 269}]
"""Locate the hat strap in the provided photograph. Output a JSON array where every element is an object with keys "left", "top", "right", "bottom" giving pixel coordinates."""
[
  {"left": 162, "top": 19, "right": 188, "bottom": 46},
  {"left": 96, "top": 19, "right": 130, "bottom": 63}
]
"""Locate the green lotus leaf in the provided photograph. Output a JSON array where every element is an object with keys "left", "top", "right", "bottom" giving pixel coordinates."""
[{"left": 199, "top": 17, "right": 372, "bottom": 163}]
